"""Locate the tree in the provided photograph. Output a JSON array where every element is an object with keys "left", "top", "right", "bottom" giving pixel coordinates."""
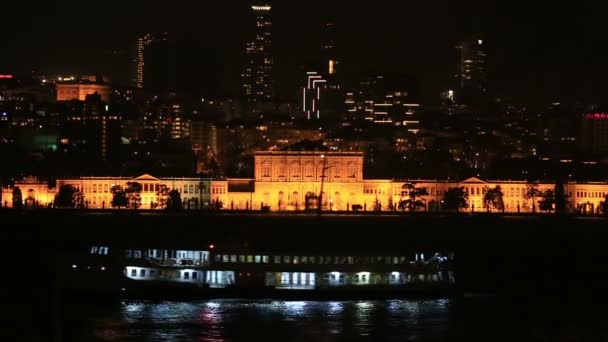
[
  {"left": 166, "top": 190, "right": 183, "bottom": 211},
  {"left": 524, "top": 182, "right": 541, "bottom": 213},
  {"left": 12, "top": 187, "right": 23, "bottom": 210},
  {"left": 54, "top": 185, "right": 78, "bottom": 208},
  {"left": 443, "top": 187, "right": 468, "bottom": 212},
  {"left": 554, "top": 181, "right": 568, "bottom": 214},
  {"left": 126, "top": 182, "right": 142, "bottom": 210},
  {"left": 538, "top": 190, "right": 555, "bottom": 213},
  {"left": 600, "top": 195, "right": 608, "bottom": 216},
  {"left": 156, "top": 185, "right": 169, "bottom": 209},
  {"left": 401, "top": 182, "right": 429, "bottom": 212},
  {"left": 111, "top": 185, "right": 128, "bottom": 209},
  {"left": 483, "top": 185, "right": 504, "bottom": 212}
]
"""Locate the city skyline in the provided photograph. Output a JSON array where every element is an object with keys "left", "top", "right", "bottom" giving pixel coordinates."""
[{"left": 2, "top": 1, "right": 607, "bottom": 105}]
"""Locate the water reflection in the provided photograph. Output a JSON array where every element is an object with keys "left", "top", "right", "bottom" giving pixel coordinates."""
[{"left": 68, "top": 299, "right": 453, "bottom": 341}]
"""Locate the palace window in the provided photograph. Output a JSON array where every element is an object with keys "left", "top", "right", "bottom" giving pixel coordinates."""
[
  {"left": 262, "top": 163, "right": 271, "bottom": 178},
  {"left": 304, "top": 162, "right": 314, "bottom": 178}
]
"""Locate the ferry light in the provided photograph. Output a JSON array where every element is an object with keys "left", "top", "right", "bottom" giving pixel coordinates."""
[{"left": 209, "top": 244, "right": 215, "bottom": 250}]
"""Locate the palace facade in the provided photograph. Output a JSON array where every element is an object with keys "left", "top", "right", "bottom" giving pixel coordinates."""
[{"left": 2, "top": 151, "right": 608, "bottom": 214}]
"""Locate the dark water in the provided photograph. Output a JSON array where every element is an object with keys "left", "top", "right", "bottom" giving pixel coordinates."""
[{"left": 61, "top": 297, "right": 608, "bottom": 342}]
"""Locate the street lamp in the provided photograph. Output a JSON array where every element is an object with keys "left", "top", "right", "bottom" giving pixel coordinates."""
[{"left": 318, "top": 154, "right": 331, "bottom": 217}]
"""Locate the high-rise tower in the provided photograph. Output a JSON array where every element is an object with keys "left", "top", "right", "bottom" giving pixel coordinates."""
[
  {"left": 135, "top": 32, "right": 168, "bottom": 89},
  {"left": 321, "top": 21, "right": 338, "bottom": 77},
  {"left": 242, "top": 4, "right": 274, "bottom": 106},
  {"left": 456, "top": 35, "right": 487, "bottom": 107}
]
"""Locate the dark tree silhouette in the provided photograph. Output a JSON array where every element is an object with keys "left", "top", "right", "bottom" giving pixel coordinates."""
[
  {"left": 400, "top": 182, "right": 429, "bottom": 212},
  {"left": 12, "top": 187, "right": 23, "bottom": 210},
  {"left": 524, "top": 182, "right": 541, "bottom": 213},
  {"left": 126, "top": 182, "right": 142, "bottom": 210},
  {"left": 600, "top": 195, "right": 608, "bottom": 216},
  {"left": 554, "top": 181, "right": 568, "bottom": 214},
  {"left": 538, "top": 190, "right": 556, "bottom": 213},
  {"left": 483, "top": 185, "right": 504, "bottom": 212},
  {"left": 54, "top": 185, "right": 78, "bottom": 208},
  {"left": 166, "top": 190, "right": 183, "bottom": 211},
  {"left": 111, "top": 185, "right": 128, "bottom": 209},
  {"left": 443, "top": 187, "right": 468, "bottom": 212},
  {"left": 156, "top": 185, "right": 169, "bottom": 209}
]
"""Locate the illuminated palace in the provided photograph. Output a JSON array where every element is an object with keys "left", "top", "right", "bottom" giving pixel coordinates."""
[{"left": 2, "top": 151, "right": 608, "bottom": 213}]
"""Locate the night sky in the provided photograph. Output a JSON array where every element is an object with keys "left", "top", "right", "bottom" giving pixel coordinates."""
[{"left": 3, "top": 1, "right": 607, "bottom": 105}]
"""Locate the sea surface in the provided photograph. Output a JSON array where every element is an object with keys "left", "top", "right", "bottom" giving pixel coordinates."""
[{"left": 59, "top": 296, "right": 608, "bottom": 341}]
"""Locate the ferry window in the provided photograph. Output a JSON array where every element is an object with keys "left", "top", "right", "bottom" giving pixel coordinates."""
[
  {"left": 354, "top": 274, "right": 359, "bottom": 281},
  {"left": 274, "top": 256, "right": 281, "bottom": 264},
  {"left": 100, "top": 247, "right": 109, "bottom": 255},
  {"left": 247, "top": 255, "right": 254, "bottom": 263},
  {"left": 140, "top": 269, "right": 146, "bottom": 277},
  {"left": 293, "top": 256, "right": 299, "bottom": 264},
  {"left": 361, "top": 274, "right": 367, "bottom": 281},
  {"left": 385, "top": 257, "right": 391, "bottom": 264},
  {"left": 192, "top": 272, "right": 198, "bottom": 279},
  {"left": 319, "top": 256, "right": 324, "bottom": 264},
  {"left": 309, "top": 256, "right": 315, "bottom": 264},
  {"left": 347, "top": 257, "right": 354, "bottom": 264},
  {"left": 331, "top": 274, "right": 336, "bottom": 280},
  {"left": 239, "top": 255, "right": 246, "bottom": 263},
  {"left": 301, "top": 256, "right": 307, "bottom": 264},
  {"left": 391, "top": 274, "right": 396, "bottom": 281},
  {"left": 262, "top": 256, "right": 269, "bottom": 263},
  {"left": 230, "top": 255, "right": 237, "bottom": 263},
  {"left": 215, "top": 255, "right": 221, "bottom": 262},
  {"left": 131, "top": 269, "right": 136, "bottom": 276},
  {"left": 283, "top": 256, "right": 291, "bottom": 264},
  {"left": 134, "top": 251, "right": 141, "bottom": 259},
  {"left": 393, "top": 257, "right": 399, "bottom": 264},
  {"left": 255, "top": 255, "right": 261, "bottom": 263},
  {"left": 150, "top": 270, "right": 156, "bottom": 277},
  {"left": 90, "top": 246, "right": 98, "bottom": 254},
  {"left": 184, "top": 272, "right": 190, "bottom": 279},
  {"left": 223, "top": 255, "right": 229, "bottom": 263}
]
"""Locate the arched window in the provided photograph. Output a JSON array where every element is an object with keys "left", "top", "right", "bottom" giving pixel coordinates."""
[
  {"left": 304, "top": 162, "right": 314, "bottom": 179},
  {"left": 290, "top": 162, "right": 301, "bottom": 180},
  {"left": 261, "top": 161, "right": 271, "bottom": 178},
  {"left": 347, "top": 162, "right": 357, "bottom": 179}
]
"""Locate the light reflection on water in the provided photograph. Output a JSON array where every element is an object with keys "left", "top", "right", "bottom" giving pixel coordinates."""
[{"left": 69, "top": 298, "right": 453, "bottom": 341}]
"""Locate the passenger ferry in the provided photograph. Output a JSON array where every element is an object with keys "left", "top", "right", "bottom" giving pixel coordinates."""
[{"left": 68, "top": 245, "right": 456, "bottom": 298}]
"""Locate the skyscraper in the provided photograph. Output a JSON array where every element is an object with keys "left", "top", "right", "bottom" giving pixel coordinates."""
[
  {"left": 321, "top": 21, "right": 338, "bottom": 77},
  {"left": 456, "top": 35, "right": 487, "bottom": 107},
  {"left": 136, "top": 32, "right": 168, "bottom": 89},
  {"left": 242, "top": 4, "right": 274, "bottom": 107}
]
